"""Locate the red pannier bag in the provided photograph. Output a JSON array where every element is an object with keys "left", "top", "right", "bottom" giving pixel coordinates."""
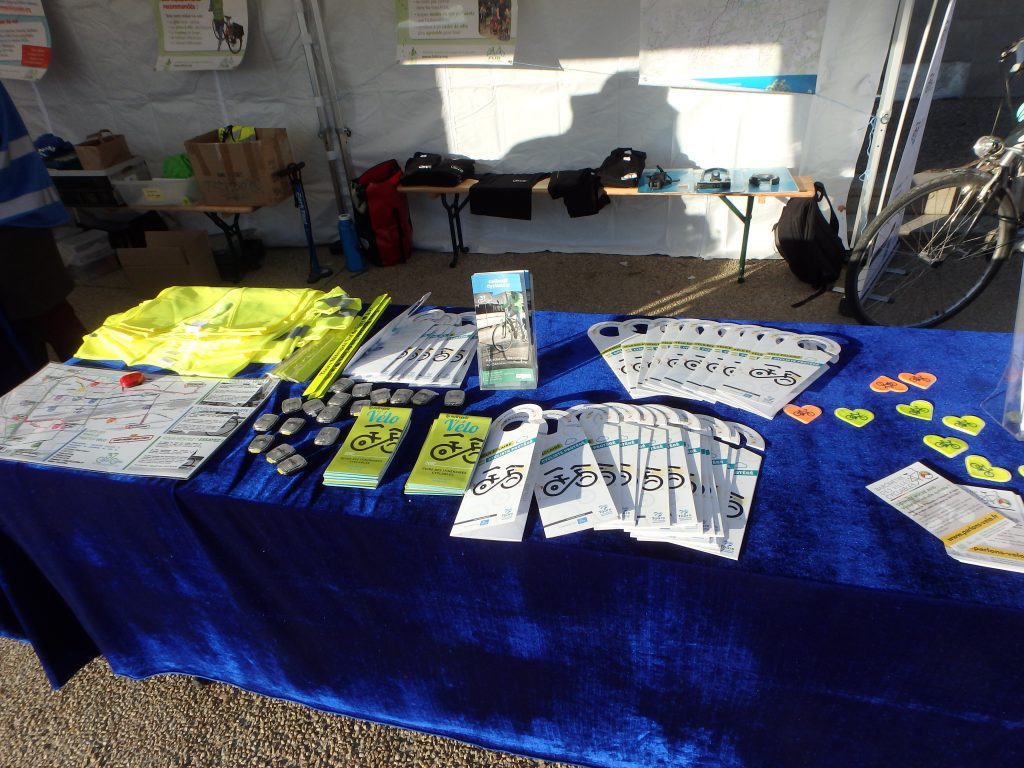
[{"left": 351, "top": 159, "right": 413, "bottom": 266}]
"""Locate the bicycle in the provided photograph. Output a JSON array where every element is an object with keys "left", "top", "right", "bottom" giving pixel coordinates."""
[
  {"left": 212, "top": 15, "right": 245, "bottom": 54},
  {"left": 490, "top": 306, "right": 524, "bottom": 352},
  {"left": 845, "top": 35, "right": 1024, "bottom": 328}
]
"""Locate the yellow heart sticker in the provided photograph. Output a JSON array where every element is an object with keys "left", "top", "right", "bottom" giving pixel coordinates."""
[
  {"left": 965, "top": 455, "right": 1012, "bottom": 483},
  {"left": 898, "top": 371, "right": 937, "bottom": 389},
  {"left": 783, "top": 404, "right": 822, "bottom": 424},
  {"left": 1019, "top": 465, "right": 1024, "bottom": 479},
  {"left": 895, "top": 400, "right": 933, "bottom": 421},
  {"left": 941, "top": 414, "right": 985, "bottom": 436},
  {"left": 869, "top": 375, "right": 909, "bottom": 393},
  {"left": 834, "top": 408, "right": 874, "bottom": 427},
  {"left": 923, "top": 434, "right": 968, "bottom": 458}
]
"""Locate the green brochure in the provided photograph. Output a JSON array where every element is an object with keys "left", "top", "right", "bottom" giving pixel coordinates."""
[
  {"left": 405, "top": 413, "right": 492, "bottom": 495},
  {"left": 323, "top": 405, "right": 412, "bottom": 489}
]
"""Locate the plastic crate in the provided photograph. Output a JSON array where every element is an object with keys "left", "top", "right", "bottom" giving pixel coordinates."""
[
  {"left": 49, "top": 157, "right": 150, "bottom": 207},
  {"left": 112, "top": 177, "right": 200, "bottom": 207}
]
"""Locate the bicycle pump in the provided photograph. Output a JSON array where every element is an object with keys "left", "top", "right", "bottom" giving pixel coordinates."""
[{"left": 275, "top": 161, "right": 333, "bottom": 283}]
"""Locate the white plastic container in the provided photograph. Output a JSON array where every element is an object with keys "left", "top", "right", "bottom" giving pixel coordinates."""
[
  {"left": 111, "top": 177, "right": 200, "bottom": 207},
  {"left": 56, "top": 229, "right": 117, "bottom": 280}
]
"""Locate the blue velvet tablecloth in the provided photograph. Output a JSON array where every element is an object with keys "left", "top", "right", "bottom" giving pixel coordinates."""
[{"left": 2, "top": 308, "right": 1023, "bottom": 768}]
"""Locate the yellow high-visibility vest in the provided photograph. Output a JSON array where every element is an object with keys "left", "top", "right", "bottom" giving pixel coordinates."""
[{"left": 76, "top": 285, "right": 360, "bottom": 377}]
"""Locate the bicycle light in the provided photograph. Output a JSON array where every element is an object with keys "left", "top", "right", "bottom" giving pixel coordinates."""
[{"left": 973, "top": 135, "right": 1004, "bottom": 158}]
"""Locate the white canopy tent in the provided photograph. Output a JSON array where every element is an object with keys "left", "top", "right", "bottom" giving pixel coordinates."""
[{"left": 6, "top": 0, "right": 903, "bottom": 259}]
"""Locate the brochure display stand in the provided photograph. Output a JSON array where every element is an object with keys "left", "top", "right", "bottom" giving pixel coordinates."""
[{"left": 983, "top": 264, "right": 1024, "bottom": 440}]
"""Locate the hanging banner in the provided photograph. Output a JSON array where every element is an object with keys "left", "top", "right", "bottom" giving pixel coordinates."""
[
  {"left": 0, "top": 1, "right": 52, "bottom": 81},
  {"left": 638, "top": 0, "right": 827, "bottom": 94},
  {"left": 397, "top": 0, "right": 517, "bottom": 66},
  {"left": 154, "top": 0, "right": 248, "bottom": 71}
]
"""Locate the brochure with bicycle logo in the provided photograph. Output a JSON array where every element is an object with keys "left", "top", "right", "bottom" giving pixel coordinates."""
[
  {"left": 323, "top": 405, "right": 412, "bottom": 489},
  {"left": 451, "top": 404, "right": 543, "bottom": 541},
  {"left": 405, "top": 413, "right": 492, "bottom": 495},
  {"left": 472, "top": 270, "right": 538, "bottom": 390},
  {"left": 532, "top": 410, "right": 618, "bottom": 537}
]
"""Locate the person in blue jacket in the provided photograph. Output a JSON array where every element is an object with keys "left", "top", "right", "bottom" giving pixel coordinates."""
[{"left": 1, "top": 82, "right": 87, "bottom": 394}]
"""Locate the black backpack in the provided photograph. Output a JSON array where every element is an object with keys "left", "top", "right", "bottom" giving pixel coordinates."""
[{"left": 773, "top": 181, "right": 848, "bottom": 305}]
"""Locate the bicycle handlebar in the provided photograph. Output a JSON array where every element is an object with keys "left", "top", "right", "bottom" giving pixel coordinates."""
[{"left": 1000, "top": 36, "right": 1024, "bottom": 66}]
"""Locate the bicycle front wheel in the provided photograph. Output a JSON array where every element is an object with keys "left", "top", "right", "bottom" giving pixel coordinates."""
[{"left": 845, "top": 170, "right": 1015, "bottom": 327}]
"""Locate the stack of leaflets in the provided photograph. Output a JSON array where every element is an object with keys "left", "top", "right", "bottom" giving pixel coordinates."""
[
  {"left": 451, "top": 405, "right": 543, "bottom": 541},
  {"left": 322, "top": 405, "right": 412, "bottom": 489},
  {"left": 868, "top": 463, "right": 1024, "bottom": 574},
  {"left": 588, "top": 317, "right": 842, "bottom": 418},
  {"left": 566, "top": 403, "right": 764, "bottom": 559},
  {"left": 343, "top": 293, "right": 477, "bottom": 388},
  {"left": 447, "top": 402, "right": 764, "bottom": 559},
  {"left": 405, "top": 413, "right": 492, "bottom": 495},
  {"left": 472, "top": 270, "right": 538, "bottom": 390}
]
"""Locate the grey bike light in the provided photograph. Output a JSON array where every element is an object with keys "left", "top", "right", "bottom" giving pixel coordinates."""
[{"left": 973, "top": 135, "right": 1004, "bottom": 158}]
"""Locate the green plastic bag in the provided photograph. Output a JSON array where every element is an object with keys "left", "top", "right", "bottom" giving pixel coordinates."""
[{"left": 162, "top": 153, "right": 193, "bottom": 178}]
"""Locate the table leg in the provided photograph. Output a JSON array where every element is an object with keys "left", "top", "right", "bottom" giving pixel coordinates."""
[
  {"left": 719, "top": 196, "right": 756, "bottom": 283},
  {"left": 204, "top": 212, "right": 244, "bottom": 283},
  {"left": 440, "top": 193, "right": 470, "bottom": 268}
]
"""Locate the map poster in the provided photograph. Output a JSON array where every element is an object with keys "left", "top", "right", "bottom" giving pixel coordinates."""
[
  {"left": 154, "top": 0, "right": 249, "bottom": 72},
  {"left": 0, "top": 1, "right": 51, "bottom": 81},
  {"left": 639, "top": 0, "right": 827, "bottom": 94},
  {"left": 0, "top": 363, "right": 275, "bottom": 480},
  {"left": 397, "top": 0, "right": 516, "bottom": 66}
]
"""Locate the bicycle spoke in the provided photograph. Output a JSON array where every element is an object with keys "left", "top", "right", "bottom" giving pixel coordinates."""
[{"left": 848, "top": 170, "right": 1012, "bottom": 327}]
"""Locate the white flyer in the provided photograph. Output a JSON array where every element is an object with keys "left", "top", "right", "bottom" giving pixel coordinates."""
[
  {"left": 866, "top": 462, "right": 1016, "bottom": 549},
  {"left": 568, "top": 403, "right": 631, "bottom": 529},
  {"left": 532, "top": 411, "right": 618, "bottom": 537},
  {"left": 0, "top": 363, "right": 274, "bottom": 479},
  {"left": 451, "top": 404, "right": 542, "bottom": 542},
  {"left": 949, "top": 487, "right": 1024, "bottom": 573}
]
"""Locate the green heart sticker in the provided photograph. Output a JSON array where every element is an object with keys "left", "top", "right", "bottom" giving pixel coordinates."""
[
  {"left": 834, "top": 407, "right": 874, "bottom": 427},
  {"left": 965, "top": 454, "right": 1012, "bottom": 483},
  {"left": 923, "top": 434, "right": 968, "bottom": 458},
  {"left": 941, "top": 414, "right": 985, "bottom": 436},
  {"left": 896, "top": 400, "right": 933, "bottom": 421}
]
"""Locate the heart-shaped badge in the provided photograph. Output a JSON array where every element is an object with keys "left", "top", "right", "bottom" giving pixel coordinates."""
[
  {"left": 783, "top": 404, "right": 822, "bottom": 424},
  {"left": 895, "top": 400, "right": 933, "bottom": 421},
  {"left": 923, "top": 434, "right": 969, "bottom": 458},
  {"left": 941, "top": 414, "right": 985, "bottom": 436},
  {"left": 965, "top": 455, "right": 1012, "bottom": 483},
  {"left": 869, "top": 376, "right": 909, "bottom": 393},
  {"left": 898, "top": 371, "right": 937, "bottom": 390},
  {"left": 834, "top": 407, "right": 874, "bottom": 427}
]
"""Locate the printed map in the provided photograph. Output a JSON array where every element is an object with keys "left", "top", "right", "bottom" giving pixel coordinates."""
[{"left": 639, "top": 0, "right": 828, "bottom": 93}]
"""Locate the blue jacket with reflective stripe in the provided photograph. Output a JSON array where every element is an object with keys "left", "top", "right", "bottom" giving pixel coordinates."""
[{"left": 1, "top": 83, "right": 68, "bottom": 228}]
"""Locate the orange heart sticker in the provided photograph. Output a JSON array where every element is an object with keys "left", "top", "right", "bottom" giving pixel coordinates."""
[
  {"left": 898, "top": 371, "right": 937, "bottom": 390},
  {"left": 783, "top": 404, "right": 822, "bottom": 424},
  {"left": 869, "top": 376, "right": 909, "bottom": 393}
]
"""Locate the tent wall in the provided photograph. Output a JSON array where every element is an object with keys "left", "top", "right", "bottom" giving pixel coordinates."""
[{"left": 6, "top": 0, "right": 899, "bottom": 258}]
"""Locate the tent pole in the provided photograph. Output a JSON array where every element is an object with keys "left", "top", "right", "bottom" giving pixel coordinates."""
[
  {"left": 875, "top": 0, "right": 939, "bottom": 210},
  {"left": 850, "top": 0, "right": 916, "bottom": 243},
  {"left": 307, "top": 0, "right": 358, "bottom": 194},
  {"left": 292, "top": 0, "right": 347, "bottom": 215}
]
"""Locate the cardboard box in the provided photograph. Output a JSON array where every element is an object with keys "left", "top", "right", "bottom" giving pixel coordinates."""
[
  {"left": 118, "top": 230, "right": 221, "bottom": 297},
  {"left": 74, "top": 132, "right": 132, "bottom": 170},
  {"left": 184, "top": 128, "right": 293, "bottom": 206}
]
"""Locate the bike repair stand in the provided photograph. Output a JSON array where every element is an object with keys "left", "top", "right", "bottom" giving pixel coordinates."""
[{"left": 276, "top": 161, "right": 333, "bottom": 284}]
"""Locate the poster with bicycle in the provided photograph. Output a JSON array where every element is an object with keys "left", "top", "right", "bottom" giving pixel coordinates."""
[
  {"left": 471, "top": 270, "right": 538, "bottom": 390},
  {"left": 153, "top": 0, "right": 248, "bottom": 71},
  {"left": 0, "top": 1, "right": 51, "bottom": 81},
  {"left": 397, "top": 0, "right": 516, "bottom": 65}
]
